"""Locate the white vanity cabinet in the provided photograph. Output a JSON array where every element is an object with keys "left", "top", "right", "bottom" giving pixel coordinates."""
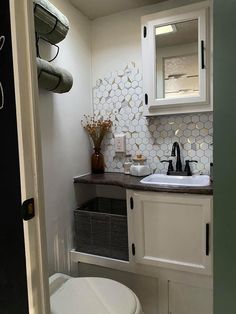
[
  {"left": 128, "top": 191, "right": 213, "bottom": 275},
  {"left": 127, "top": 189, "right": 213, "bottom": 314}
]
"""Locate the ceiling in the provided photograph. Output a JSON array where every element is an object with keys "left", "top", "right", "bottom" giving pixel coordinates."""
[{"left": 70, "top": 0, "right": 166, "bottom": 20}]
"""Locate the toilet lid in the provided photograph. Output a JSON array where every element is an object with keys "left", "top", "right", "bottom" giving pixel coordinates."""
[{"left": 50, "top": 277, "right": 142, "bottom": 314}]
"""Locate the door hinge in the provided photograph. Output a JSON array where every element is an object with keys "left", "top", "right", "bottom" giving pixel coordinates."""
[
  {"left": 22, "top": 198, "right": 35, "bottom": 221},
  {"left": 132, "top": 243, "right": 136, "bottom": 256},
  {"left": 143, "top": 26, "right": 147, "bottom": 38},
  {"left": 145, "top": 93, "right": 148, "bottom": 105},
  {"left": 130, "top": 197, "right": 134, "bottom": 210}
]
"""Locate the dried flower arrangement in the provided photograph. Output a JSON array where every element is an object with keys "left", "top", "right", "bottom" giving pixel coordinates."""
[{"left": 81, "top": 114, "right": 112, "bottom": 150}]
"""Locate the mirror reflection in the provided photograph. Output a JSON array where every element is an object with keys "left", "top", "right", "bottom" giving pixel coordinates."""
[{"left": 156, "top": 19, "right": 199, "bottom": 100}]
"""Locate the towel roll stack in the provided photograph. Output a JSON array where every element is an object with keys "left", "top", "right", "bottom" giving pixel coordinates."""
[
  {"left": 34, "top": 0, "right": 73, "bottom": 94},
  {"left": 37, "top": 58, "right": 73, "bottom": 94},
  {"left": 33, "top": 0, "right": 69, "bottom": 44}
]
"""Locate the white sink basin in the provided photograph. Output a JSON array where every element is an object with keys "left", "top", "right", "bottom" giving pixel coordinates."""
[{"left": 140, "top": 174, "right": 210, "bottom": 187}]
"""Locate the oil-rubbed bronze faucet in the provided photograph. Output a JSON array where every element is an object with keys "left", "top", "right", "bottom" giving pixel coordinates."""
[
  {"left": 171, "top": 141, "right": 182, "bottom": 172},
  {"left": 161, "top": 142, "right": 198, "bottom": 176}
]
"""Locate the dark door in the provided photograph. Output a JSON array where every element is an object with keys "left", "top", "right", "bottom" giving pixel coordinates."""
[
  {"left": 0, "top": 1, "right": 29, "bottom": 313},
  {"left": 214, "top": 1, "right": 236, "bottom": 313}
]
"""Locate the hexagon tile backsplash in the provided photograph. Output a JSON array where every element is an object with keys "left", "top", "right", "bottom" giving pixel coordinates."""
[{"left": 93, "top": 62, "right": 213, "bottom": 175}]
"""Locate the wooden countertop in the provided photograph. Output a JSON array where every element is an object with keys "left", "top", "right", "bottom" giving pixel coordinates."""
[{"left": 74, "top": 172, "right": 213, "bottom": 195}]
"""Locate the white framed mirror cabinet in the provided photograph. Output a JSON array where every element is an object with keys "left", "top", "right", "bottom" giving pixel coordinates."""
[{"left": 142, "top": 1, "right": 212, "bottom": 116}]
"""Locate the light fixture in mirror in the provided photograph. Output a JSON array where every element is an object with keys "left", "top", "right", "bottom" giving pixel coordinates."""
[
  {"left": 156, "top": 19, "right": 199, "bottom": 100},
  {"left": 155, "top": 24, "right": 176, "bottom": 35}
]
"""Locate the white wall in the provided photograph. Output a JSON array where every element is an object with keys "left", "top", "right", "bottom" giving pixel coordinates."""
[
  {"left": 38, "top": 0, "right": 92, "bottom": 275},
  {"left": 91, "top": 0, "right": 201, "bottom": 84}
]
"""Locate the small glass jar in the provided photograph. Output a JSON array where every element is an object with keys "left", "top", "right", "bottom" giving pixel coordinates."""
[{"left": 124, "top": 154, "right": 133, "bottom": 175}]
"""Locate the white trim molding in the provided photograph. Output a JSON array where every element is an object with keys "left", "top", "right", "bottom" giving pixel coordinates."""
[{"left": 10, "top": 1, "right": 50, "bottom": 313}]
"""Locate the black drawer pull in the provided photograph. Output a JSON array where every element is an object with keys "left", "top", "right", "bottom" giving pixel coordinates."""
[{"left": 206, "top": 223, "right": 210, "bottom": 256}]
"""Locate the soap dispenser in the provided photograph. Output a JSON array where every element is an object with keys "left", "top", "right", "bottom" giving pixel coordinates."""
[{"left": 130, "top": 154, "right": 151, "bottom": 177}]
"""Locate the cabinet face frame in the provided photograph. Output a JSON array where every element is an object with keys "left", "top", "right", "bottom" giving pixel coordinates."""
[
  {"left": 142, "top": 1, "right": 212, "bottom": 116},
  {"left": 168, "top": 280, "right": 213, "bottom": 314},
  {"left": 132, "top": 191, "right": 213, "bottom": 275}
]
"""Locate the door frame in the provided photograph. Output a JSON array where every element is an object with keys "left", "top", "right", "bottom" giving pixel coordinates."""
[{"left": 9, "top": 1, "right": 50, "bottom": 313}]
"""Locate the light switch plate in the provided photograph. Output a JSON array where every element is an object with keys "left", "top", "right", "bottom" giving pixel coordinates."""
[{"left": 114, "top": 133, "right": 126, "bottom": 153}]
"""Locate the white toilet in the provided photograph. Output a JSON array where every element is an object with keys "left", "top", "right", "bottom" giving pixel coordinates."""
[{"left": 50, "top": 273, "right": 143, "bottom": 314}]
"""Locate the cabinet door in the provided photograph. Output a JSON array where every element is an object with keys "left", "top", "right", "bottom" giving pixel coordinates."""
[
  {"left": 168, "top": 281, "right": 213, "bottom": 314},
  {"left": 132, "top": 191, "right": 212, "bottom": 274}
]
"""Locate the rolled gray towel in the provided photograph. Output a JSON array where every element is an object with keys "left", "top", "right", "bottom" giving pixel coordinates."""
[
  {"left": 37, "top": 58, "right": 73, "bottom": 94},
  {"left": 33, "top": 0, "right": 69, "bottom": 44}
]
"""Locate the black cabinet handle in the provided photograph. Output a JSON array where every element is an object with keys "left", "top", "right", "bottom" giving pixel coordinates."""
[
  {"left": 132, "top": 243, "right": 136, "bottom": 256},
  {"left": 206, "top": 223, "right": 210, "bottom": 256},
  {"left": 130, "top": 197, "right": 134, "bottom": 210},
  {"left": 201, "top": 40, "right": 205, "bottom": 69},
  {"left": 145, "top": 93, "right": 148, "bottom": 105}
]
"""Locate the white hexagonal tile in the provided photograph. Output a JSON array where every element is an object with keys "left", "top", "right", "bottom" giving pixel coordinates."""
[
  {"left": 201, "top": 156, "right": 209, "bottom": 164},
  {"left": 196, "top": 121, "right": 204, "bottom": 130},
  {"left": 188, "top": 123, "right": 195, "bottom": 130},
  {"left": 200, "top": 114, "right": 209, "bottom": 123},
  {"left": 121, "top": 88, "right": 128, "bottom": 96},
  {"left": 200, "top": 142, "right": 208, "bottom": 150},
  {"left": 132, "top": 81, "right": 139, "bottom": 89},
  {"left": 135, "top": 73, "right": 142, "bottom": 81},
  {"left": 109, "top": 90, "right": 115, "bottom": 97},
  {"left": 129, "top": 88, "right": 135, "bottom": 95},
  {"left": 125, "top": 94, "right": 131, "bottom": 102},
  {"left": 118, "top": 95, "right": 125, "bottom": 102},
  {"left": 204, "top": 121, "right": 212, "bottom": 129},
  {"left": 192, "top": 115, "right": 200, "bottom": 123},
  {"left": 200, "top": 128, "right": 208, "bottom": 136},
  {"left": 205, "top": 148, "right": 213, "bottom": 158},
  {"left": 132, "top": 107, "right": 139, "bottom": 114},
  {"left": 183, "top": 129, "right": 191, "bottom": 137},
  {"left": 115, "top": 89, "right": 121, "bottom": 97},
  {"left": 112, "top": 83, "right": 118, "bottom": 91},
  {"left": 188, "top": 150, "right": 196, "bottom": 158},
  {"left": 115, "top": 102, "right": 122, "bottom": 110},
  {"left": 197, "top": 150, "right": 204, "bottom": 157},
  {"left": 122, "top": 76, "right": 128, "bottom": 83},
  {"left": 140, "top": 143, "right": 146, "bottom": 151},
  {"left": 115, "top": 77, "right": 121, "bottom": 84},
  {"left": 118, "top": 82, "right": 125, "bottom": 89},
  {"left": 183, "top": 116, "right": 191, "bottom": 123},
  {"left": 135, "top": 87, "right": 142, "bottom": 95},
  {"left": 192, "top": 129, "right": 200, "bottom": 137}
]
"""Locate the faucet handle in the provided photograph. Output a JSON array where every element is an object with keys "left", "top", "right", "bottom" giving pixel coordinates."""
[
  {"left": 184, "top": 160, "right": 198, "bottom": 176},
  {"left": 161, "top": 160, "right": 174, "bottom": 175}
]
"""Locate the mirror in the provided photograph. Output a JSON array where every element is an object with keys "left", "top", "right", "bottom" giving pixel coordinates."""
[{"left": 156, "top": 19, "right": 199, "bottom": 100}]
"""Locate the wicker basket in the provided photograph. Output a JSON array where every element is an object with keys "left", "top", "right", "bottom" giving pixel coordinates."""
[{"left": 74, "top": 197, "right": 129, "bottom": 261}]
